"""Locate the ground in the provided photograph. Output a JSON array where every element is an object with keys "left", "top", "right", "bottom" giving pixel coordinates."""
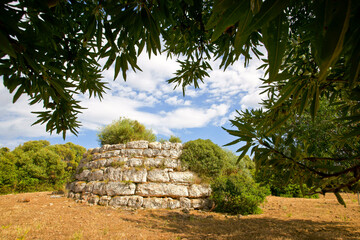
[{"left": 0, "top": 192, "right": 359, "bottom": 240}]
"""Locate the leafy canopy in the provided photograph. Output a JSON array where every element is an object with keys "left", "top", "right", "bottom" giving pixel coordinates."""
[
  {"left": 1, "top": 1, "right": 359, "bottom": 198},
  {"left": 97, "top": 117, "right": 156, "bottom": 146}
]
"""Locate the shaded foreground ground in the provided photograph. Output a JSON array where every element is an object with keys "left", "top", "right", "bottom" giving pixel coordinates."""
[{"left": 0, "top": 192, "right": 359, "bottom": 240}]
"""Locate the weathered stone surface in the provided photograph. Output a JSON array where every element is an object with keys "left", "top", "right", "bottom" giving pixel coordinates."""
[
  {"left": 160, "top": 150, "right": 171, "bottom": 157},
  {"left": 144, "top": 157, "right": 163, "bottom": 167},
  {"left": 143, "top": 198, "right": 169, "bottom": 209},
  {"left": 104, "top": 167, "right": 122, "bottom": 181},
  {"left": 169, "top": 171, "right": 196, "bottom": 183},
  {"left": 92, "top": 147, "right": 101, "bottom": 154},
  {"left": 105, "top": 182, "right": 136, "bottom": 196},
  {"left": 84, "top": 182, "right": 94, "bottom": 192},
  {"left": 147, "top": 169, "right": 170, "bottom": 182},
  {"left": 168, "top": 198, "right": 181, "bottom": 209},
  {"left": 179, "top": 197, "right": 191, "bottom": 209},
  {"left": 149, "top": 142, "right": 162, "bottom": 149},
  {"left": 171, "top": 143, "right": 183, "bottom": 151},
  {"left": 126, "top": 140, "right": 149, "bottom": 149},
  {"left": 92, "top": 182, "right": 106, "bottom": 195},
  {"left": 163, "top": 158, "right": 181, "bottom": 169},
  {"left": 191, "top": 199, "right": 205, "bottom": 209},
  {"left": 123, "top": 149, "right": 143, "bottom": 157},
  {"left": 112, "top": 144, "right": 126, "bottom": 150},
  {"left": 128, "top": 158, "right": 143, "bottom": 167},
  {"left": 99, "top": 196, "right": 112, "bottom": 206},
  {"left": 143, "top": 149, "right": 161, "bottom": 158},
  {"left": 68, "top": 191, "right": 75, "bottom": 199},
  {"left": 127, "top": 196, "right": 144, "bottom": 208},
  {"left": 136, "top": 183, "right": 188, "bottom": 197},
  {"left": 169, "top": 149, "right": 182, "bottom": 158},
  {"left": 88, "top": 195, "right": 100, "bottom": 205},
  {"left": 161, "top": 142, "right": 171, "bottom": 150},
  {"left": 76, "top": 169, "right": 90, "bottom": 181},
  {"left": 74, "top": 182, "right": 86, "bottom": 193},
  {"left": 188, "top": 184, "right": 211, "bottom": 198},
  {"left": 122, "top": 168, "right": 147, "bottom": 183},
  {"left": 109, "top": 196, "right": 129, "bottom": 207},
  {"left": 100, "top": 144, "right": 111, "bottom": 152},
  {"left": 88, "top": 169, "right": 104, "bottom": 181}
]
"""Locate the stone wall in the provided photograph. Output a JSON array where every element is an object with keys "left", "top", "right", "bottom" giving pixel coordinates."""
[{"left": 67, "top": 140, "right": 212, "bottom": 210}]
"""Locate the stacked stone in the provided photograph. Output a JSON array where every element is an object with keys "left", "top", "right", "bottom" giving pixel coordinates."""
[{"left": 67, "top": 140, "right": 212, "bottom": 210}]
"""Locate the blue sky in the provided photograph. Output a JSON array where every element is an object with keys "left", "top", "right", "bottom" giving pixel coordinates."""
[{"left": 0, "top": 50, "right": 266, "bottom": 153}]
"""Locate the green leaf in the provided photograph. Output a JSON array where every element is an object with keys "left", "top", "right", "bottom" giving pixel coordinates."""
[
  {"left": 0, "top": 31, "right": 16, "bottom": 58},
  {"left": 114, "top": 55, "right": 121, "bottom": 80},
  {"left": 310, "top": 84, "right": 320, "bottom": 120},
  {"left": 265, "top": 114, "right": 291, "bottom": 135},
  {"left": 334, "top": 192, "right": 346, "bottom": 208}
]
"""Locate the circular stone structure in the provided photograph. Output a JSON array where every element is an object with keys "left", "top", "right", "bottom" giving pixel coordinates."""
[{"left": 67, "top": 141, "right": 213, "bottom": 210}]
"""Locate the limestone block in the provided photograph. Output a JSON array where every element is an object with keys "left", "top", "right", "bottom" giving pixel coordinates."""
[
  {"left": 74, "top": 193, "right": 81, "bottom": 200},
  {"left": 108, "top": 157, "right": 128, "bottom": 167},
  {"left": 143, "top": 198, "right": 169, "bottom": 209},
  {"left": 147, "top": 169, "right": 170, "bottom": 182},
  {"left": 128, "top": 158, "right": 143, "bottom": 167},
  {"left": 168, "top": 198, "right": 181, "bottom": 209},
  {"left": 92, "top": 182, "right": 106, "bottom": 195},
  {"left": 105, "top": 182, "right": 136, "bottom": 196},
  {"left": 74, "top": 182, "right": 86, "bottom": 193},
  {"left": 179, "top": 197, "right": 191, "bottom": 208},
  {"left": 88, "top": 169, "right": 104, "bottom": 181},
  {"left": 97, "top": 159, "right": 107, "bottom": 168},
  {"left": 160, "top": 150, "right": 171, "bottom": 157},
  {"left": 161, "top": 142, "right": 171, "bottom": 150},
  {"left": 109, "top": 196, "right": 130, "bottom": 207},
  {"left": 163, "top": 158, "right": 181, "bottom": 169},
  {"left": 144, "top": 157, "right": 163, "bottom": 167},
  {"left": 88, "top": 195, "right": 100, "bottom": 205},
  {"left": 76, "top": 169, "right": 90, "bottom": 181},
  {"left": 92, "top": 154, "right": 101, "bottom": 160},
  {"left": 112, "top": 144, "right": 126, "bottom": 150},
  {"left": 100, "top": 144, "right": 111, "bottom": 152},
  {"left": 188, "top": 184, "right": 212, "bottom": 198},
  {"left": 169, "top": 171, "right": 196, "bottom": 183},
  {"left": 143, "top": 149, "right": 161, "bottom": 158},
  {"left": 169, "top": 149, "right": 182, "bottom": 158},
  {"left": 84, "top": 182, "right": 94, "bottom": 192},
  {"left": 149, "top": 142, "right": 162, "bottom": 149},
  {"left": 99, "top": 196, "right": 112, "bottom": 206},
  {"left": 104, "top": 167, "right": 122, "bottom": 181},
  {"left": 92, "top": 147, "right": 101, "bottom": 154},
  {"left": 122, "top": 168, "right": 147, "bottom": 183},
  {"left": 126, "top": 140, "right": 149, "bottom": 149},
  {"left": 127, "top": 196, "right": 144, "bottom": 208},
  {"left": 68, "top": 191, "right": 75, "bottom": 198},
  {"left": 81, "top": 193, "right": 90, "bottom": 201},
  {"left": 123, "top": 149, "right": 143, "bottom": 157},
  {"left": 191, "top": 199, "right": 205, "bottom": 209},
  {"left": 171, "top": 143, "right": 183, "bottom": 151},
  {"left": 136, "top": 183, "right": 188, "bottom": 197}
]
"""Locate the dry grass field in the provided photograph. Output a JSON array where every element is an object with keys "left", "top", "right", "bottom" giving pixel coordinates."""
[{"left": 0, "top": 192, "right": 359, "bottom": 240}]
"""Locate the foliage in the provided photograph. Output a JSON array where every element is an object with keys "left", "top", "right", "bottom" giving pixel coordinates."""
[
  {"left": 168, "top": 135, "right": 182, "bottom": 143},
  {"left": 211, "top": 172, "right": 269, "bottom": 215},
  {"left": 97, "top": 117, "right": 156, "bottom": 146},
  {"left": 226, "top": 98, "right": 359, "bottom": 204},
  {"left": 1, "top": 1, "right": 359, "bottom": 200},
  {"left": 0, "top": 140, "right": 85, "bottom": 194},
  {"left": 180, "top": 139, "right": 228, "bottom": 180}
]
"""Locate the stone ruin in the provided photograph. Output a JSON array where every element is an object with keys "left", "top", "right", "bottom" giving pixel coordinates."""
[{"left": 67, "top": 140, "right": 213, "bottom": 210}]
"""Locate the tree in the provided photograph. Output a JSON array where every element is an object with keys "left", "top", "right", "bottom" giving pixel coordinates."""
[
  {"left": 1, "top": 1, "right": 359, "bottom": 197},
  {"left": 97, "top": 117, "right": 156, "bottom": 145}
]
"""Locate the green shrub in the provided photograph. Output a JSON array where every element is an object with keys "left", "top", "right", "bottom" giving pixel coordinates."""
[
  {"left": 97, "top": 117, "right": 156, "bottom": 145},
  {"left": 211, "top": 172, "right": 270, "bottom": 215},
  {"left": 180, "top": 139, "right": 227, "bottom": 180},
  {"left": 0, "top": 140, "right": 85, "bottom": 194},
  {"left": 169, "top": 135, "right": 182, "bottom": 143}
]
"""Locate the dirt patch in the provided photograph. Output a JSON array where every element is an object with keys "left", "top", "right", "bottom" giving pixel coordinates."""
[{"left": 0, "top": 192, "right": 359, "bottom": 239}]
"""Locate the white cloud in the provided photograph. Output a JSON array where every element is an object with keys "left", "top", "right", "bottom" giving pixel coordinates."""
[{"left": 165, "top": 96, "right": 191, "bottom": 106}]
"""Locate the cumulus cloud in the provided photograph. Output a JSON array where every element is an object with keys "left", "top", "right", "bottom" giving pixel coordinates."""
[{"left": 0, "top": 46, "right": 267, "bottom": 149}]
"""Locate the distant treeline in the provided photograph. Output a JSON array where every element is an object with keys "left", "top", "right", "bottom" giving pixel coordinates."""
[{"left": 0, "top": 140, "right": 85, "bottom": 194}]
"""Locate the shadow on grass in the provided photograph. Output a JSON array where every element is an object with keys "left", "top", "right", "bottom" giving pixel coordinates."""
[{"left": 122, "top": 211, "right": 359, "bottom": 240}]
